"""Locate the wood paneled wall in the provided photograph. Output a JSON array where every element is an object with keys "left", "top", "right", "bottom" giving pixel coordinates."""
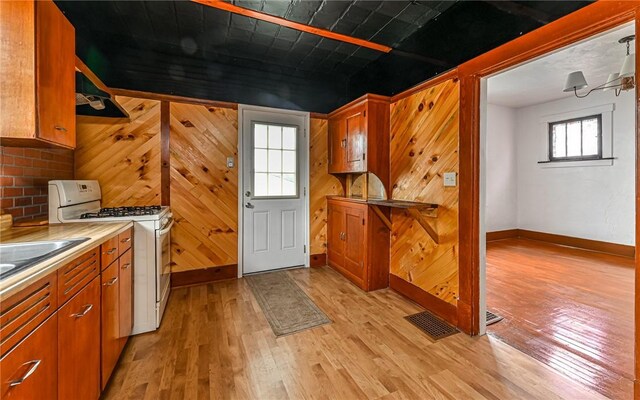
[
  {"left": 309, "top": 118, "right": 344, "bottom": 256},
  {"left": 75, "top": 96, "right": 162, "bottom": 206},
  {"left": 389, "top": 78, "right": 460, "bottom": 305},
  {"left": 77, "top": 98, "right": 334, "bottom": 274},
  {"left": 169, "top": 103, "right": 238, "bottom": 273}
]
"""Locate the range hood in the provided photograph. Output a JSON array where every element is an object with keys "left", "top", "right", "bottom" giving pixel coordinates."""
[{"left": 75, "top": 72, "right": 129, "bottom": 119}]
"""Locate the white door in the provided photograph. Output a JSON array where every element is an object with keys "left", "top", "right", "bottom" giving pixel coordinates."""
[{"left": 241, "top": 107, "right": 307, "bottom": 274}]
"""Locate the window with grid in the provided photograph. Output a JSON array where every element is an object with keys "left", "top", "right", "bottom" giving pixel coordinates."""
[
  {"left": 548, "top": 114, "right": 602, "bottom": 161},
  {"left": 253, "top": 123, "right": 298, "bottom": 197}
]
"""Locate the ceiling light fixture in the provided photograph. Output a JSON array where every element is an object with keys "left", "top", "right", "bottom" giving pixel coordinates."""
[{"left": 563, "top": 34, "right": 635, "bottom": 98}]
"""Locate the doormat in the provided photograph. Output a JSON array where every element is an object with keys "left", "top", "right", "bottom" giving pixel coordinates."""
[
  {"left": 405, "top": 311, "right": 458, "bottom": 340},
  {"left": 245, "top": 271, "right": 331, "bottom": 337},
  {"left": 486, "top": 310, "right": 503, "bottom": 326}
]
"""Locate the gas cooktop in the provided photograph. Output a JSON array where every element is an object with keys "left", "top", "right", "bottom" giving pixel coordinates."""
[{"left": 80, "top": 206, "right": 163, "bottom": 219}]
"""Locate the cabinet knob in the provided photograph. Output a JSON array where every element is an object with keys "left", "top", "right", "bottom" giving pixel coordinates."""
[{"left": 54, "top": 125, "right": 67, "bottom": 132}]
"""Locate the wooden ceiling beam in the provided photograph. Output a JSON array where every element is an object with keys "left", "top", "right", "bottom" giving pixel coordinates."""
[{"left": 191, "top": 0, "right": 393, "bottom": 53}]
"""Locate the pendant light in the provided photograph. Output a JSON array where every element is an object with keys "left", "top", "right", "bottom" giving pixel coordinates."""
[{"left": 563, "top": 34, "right": 635, "bottom": 98}]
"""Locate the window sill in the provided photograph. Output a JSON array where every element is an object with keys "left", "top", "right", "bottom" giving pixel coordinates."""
[{"left": 537, "top": 158, "right": 614, "bottom": 168}]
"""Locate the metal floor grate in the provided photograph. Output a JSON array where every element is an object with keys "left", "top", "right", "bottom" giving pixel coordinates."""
[
  {"left": 405, "top": 311, "right": 458, "bottom": 340},
  {"left": 486, "top": 310, "right": 503, "bottom": 326}
]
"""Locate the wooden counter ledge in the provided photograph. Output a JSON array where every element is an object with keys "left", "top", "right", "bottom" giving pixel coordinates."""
[{"left": 0, "top": 222, "right": 133, "bottom": 298}]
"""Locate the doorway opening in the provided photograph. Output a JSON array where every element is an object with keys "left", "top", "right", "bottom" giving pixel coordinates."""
[
  {"left": 479, "top": 22, "right": 636, "bottom": 400},
  {"left": 238, "top": 105, "right": 310, "bottom": 275}
]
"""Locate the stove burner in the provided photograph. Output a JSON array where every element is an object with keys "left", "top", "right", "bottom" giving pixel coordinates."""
[{"left": 80, "top": 205, "right": 163, "bottom": 219}]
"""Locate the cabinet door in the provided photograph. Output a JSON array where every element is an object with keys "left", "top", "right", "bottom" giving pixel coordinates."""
[
  {"left": 345, "top": 107, "right": 366, "bottom": 172},
  {"left": 328, "top": 118, "right": 346, "bottom": 173},
  {"left": 0, "top": 313, "right": 58, "bottom": 400},
  {"left": 343, "top": 205, "right": 367, "bottom": 284},
  {"left": 101, "top": 261, "right": 120, "bottom": 389},
  {"left": 118, "top": 248, "right": 133, "bottom": 347},
  {"left": 327, "top": 202, "right": 345, "bottom": 268},
  {"left": 58, "top": 276, "right": 101, "bottom": 400},
  {"left": 36, "top": 0, "right": 75, "bottom": 147}
]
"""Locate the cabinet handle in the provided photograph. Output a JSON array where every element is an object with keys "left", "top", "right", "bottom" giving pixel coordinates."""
[
  {"left": 54, "top": 125, "right": 67, "bottom": 132},
  {"left": 104, "top": 277, "right": 118, "bottom": 286},
  {"left": 341, "top": 139, "right": 347, "bottom": 148},
  {"left": 9, "top": 360, "right": 41, "bottom": 387},
  {"left": 121, "top": 263, "right": 131, "bottom": 270},
  {"left": 105, "top": 248, "right": 117, "bottom": 255},
  {"left": 121, "top": 237, "right": 131, "bottom": 243},
  {"left": 71, "top": 304, "right": 93, "bottom": 318}
]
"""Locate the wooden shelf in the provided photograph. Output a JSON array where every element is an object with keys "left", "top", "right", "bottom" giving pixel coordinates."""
[{"left": 327, "top": 196, "right": 440, "bottom": 244}]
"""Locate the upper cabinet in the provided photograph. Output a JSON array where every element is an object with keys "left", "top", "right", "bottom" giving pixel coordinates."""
[
  {"left": 0, "top": 0, "right": 76, "bottom": 148},
  {"left": 328, "top": 94, "right": 390, "bottom": 191}
]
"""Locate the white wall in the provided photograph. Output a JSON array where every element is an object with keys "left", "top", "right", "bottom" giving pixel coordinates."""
[
  {"left": 486, "top": 89, "right": 635, "bottom": 245},
  {"left": 486, "top": 104, "right": 518, "bottom": 232}
]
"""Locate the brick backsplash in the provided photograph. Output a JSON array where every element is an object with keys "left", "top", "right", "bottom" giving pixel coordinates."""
[{"left": 0, "top": 146, "right": 74, "bottom": 221}]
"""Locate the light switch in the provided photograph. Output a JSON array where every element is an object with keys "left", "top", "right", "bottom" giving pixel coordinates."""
[
  {"left": 443, "top": 172, "right": 457, "bottom": 187},
  {"left": 226, "top": 157, "right": 235, "bottom": 168}
]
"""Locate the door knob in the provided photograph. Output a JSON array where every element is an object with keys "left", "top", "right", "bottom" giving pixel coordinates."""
[
  {"left": 245, "top": 191, "right": 251, "bottom": 197},
  {"left": 245, "top": 203, "right": 254, "bottom": 209}
]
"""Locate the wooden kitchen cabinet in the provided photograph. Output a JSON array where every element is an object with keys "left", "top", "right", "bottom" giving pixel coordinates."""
[
  {"left": 101, "top": 260, "right": 120, "bottom": 389},
  {"left": 0, "top": 313, "right": 58, "bottom": 400},
  {"left": 58, "top": 276, "right": 101, "bottom": 400},
  {"left": 0, "top": 0, "right": 76, "bottom": 148},
  {"left": 118, "top": 248, "right": 133, "bottom": 346},
  {"left": 327, "top": 197, "right": 390, "bottom": 291},
  {"left": 327, "top": 94, "right": 390, "bottom": 190}
]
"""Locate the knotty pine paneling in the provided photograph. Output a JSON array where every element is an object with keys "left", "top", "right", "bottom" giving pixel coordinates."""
[
  {"left": 310, "top": 118, "right": 344, "bottom": 256},
  {"left": 389, "top": 78, "right": 460, "bottom": 305},
  {"left": 75, "top": 96, "right": 162, "bottom": 206},
  {"left": 169, "top": 103, "right": 238, "bottom": 273}
]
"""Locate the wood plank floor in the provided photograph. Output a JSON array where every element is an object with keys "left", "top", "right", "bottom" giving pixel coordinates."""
[
  {"left": 486, "top": 238, "right": 634, "bottom": 400},
  {"left": 104, "top": 266, "right": 607, "bottom": 400}
]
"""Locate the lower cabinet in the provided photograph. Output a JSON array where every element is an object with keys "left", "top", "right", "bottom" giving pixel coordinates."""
[
  {"left": 327, "top": 198, "right": 390, "bottom": 291},
  {"left": 58, "top": 276, "right": 101, "bottom": 400},
  {"left": 0, "top": 226, "right": 134, "bottom": 399},
  {"left": 0, "top": 313, "right": 58, "bottom": 399},
  {"left": 101, "top": 260, "right": 121, "bottom": 389},
  {"left": 118, "top": 248, "right": 133, "bottom": 349}
]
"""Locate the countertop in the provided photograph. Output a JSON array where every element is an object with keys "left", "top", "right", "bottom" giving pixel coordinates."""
[
  {"left": 326, "top": 196, "right": 438, "bottom": 210},
  {"left": 0, "top": 221, "right": 133, "bottom": 298}
]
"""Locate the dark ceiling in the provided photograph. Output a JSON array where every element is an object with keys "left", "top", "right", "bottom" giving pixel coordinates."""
[{"left": 56, "top": 0, "right": 592, "bottom": 114}]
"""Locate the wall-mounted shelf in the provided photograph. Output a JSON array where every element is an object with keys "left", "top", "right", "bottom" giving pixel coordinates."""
[{"left": 328, "top": 196, "right": 440, "bottom": 244}]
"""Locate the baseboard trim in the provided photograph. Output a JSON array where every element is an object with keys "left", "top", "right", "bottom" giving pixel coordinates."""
[
  {"left": 389, "top": 274, "right": 458, "bottom": 327},
  {"left": 486, "top": 229, "right": 519, "bottom": 241},
  {"left": 310, "top": 253, "right": 327, "bottom": 267},
  {"left": 486, "top": 229, "right": 635, "bottom": 258},
  {"left": 171, "top": 264, "right": 238, "bottom": 288}
]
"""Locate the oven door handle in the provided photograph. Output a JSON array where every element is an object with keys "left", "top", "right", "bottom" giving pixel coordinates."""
[{"left": 156, "top": 219, "right": 175, "bottom": 236}]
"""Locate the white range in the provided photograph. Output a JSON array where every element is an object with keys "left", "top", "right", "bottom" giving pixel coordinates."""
[{"left": 48, "top": 180, "right": 172, "bottom": 334}]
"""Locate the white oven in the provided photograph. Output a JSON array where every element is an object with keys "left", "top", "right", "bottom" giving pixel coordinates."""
[
  {"left": 156, "top": 214, "right": 173, "bottom": 322},
  {"left": 48, "top": 180, "right": 173, "bottom": 335}
]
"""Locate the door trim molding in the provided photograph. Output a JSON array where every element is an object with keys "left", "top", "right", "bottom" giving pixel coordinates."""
[{"left": 237, "top": 104, "right": 311, "bottom": 278}]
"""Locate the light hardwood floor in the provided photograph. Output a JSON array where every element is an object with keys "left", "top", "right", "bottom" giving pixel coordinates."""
[
  {"left": 487, "top": 238, "right": 634, "bottom": 400},
  {"left": 104, "top": 266, "right": 607, "bottom": 400}
]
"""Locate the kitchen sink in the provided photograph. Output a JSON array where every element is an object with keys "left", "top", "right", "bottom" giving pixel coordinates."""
[{"left": 0, "top": 238, "right": 90, "bottom": 280}]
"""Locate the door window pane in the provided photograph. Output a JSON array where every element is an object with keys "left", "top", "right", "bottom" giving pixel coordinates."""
[
  {"left": 252, "top": 122, "right": 298, "bottom": 197},
  {"left": 282, "top": 150, "right": 296, "bottom": 173},
  {"left": 282, "top": 127, "right": 296, "bottom": 150}
]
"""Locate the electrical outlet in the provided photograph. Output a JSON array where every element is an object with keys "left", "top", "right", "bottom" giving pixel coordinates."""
[
  {"left": 443, "top": 172, "right": 457, "bottom": 187},
  {"left": 226, "top": 157, "right": 235, "bottom": 168}
]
